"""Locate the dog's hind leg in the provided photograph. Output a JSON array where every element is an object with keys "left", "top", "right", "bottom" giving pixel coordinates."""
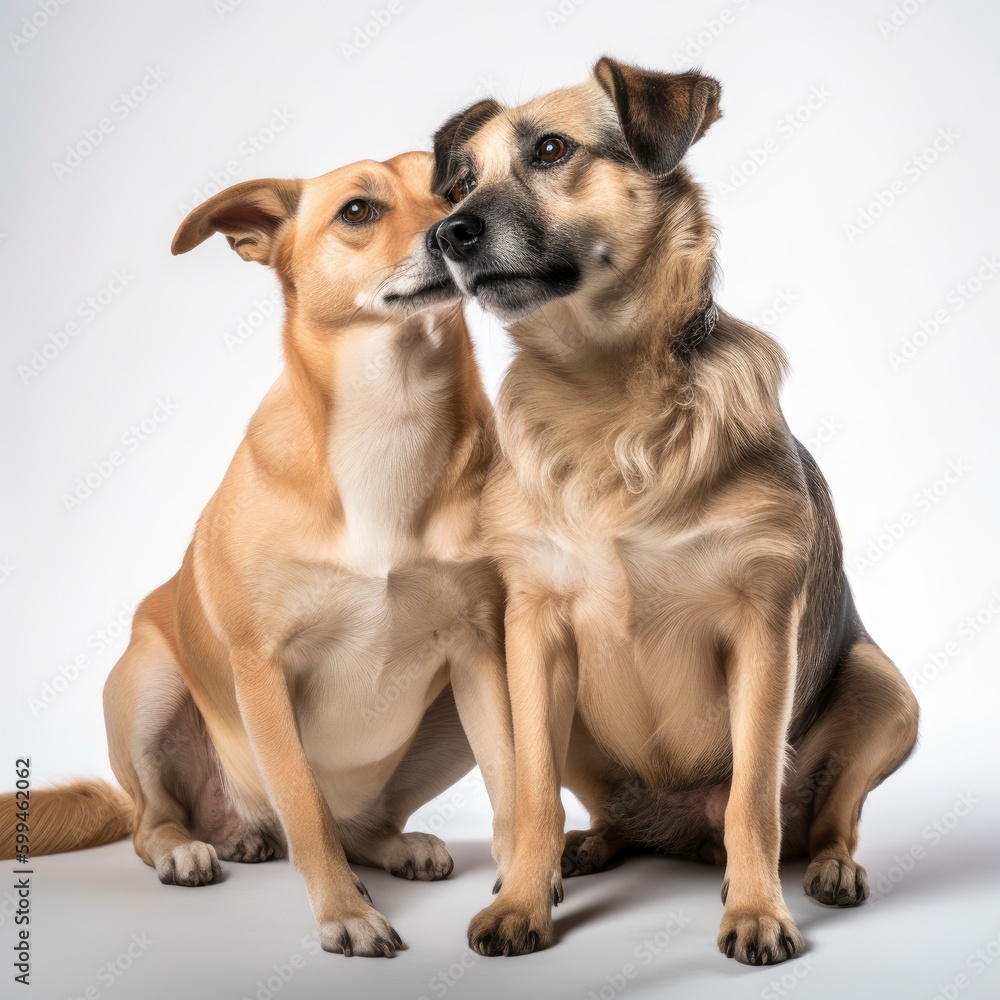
[
  {"left": 783, "top": 639, "right": 918, "bottom": 906},
  {"left": 338, "top": 686, "right": 475, "bottom": 881},
  {"left": 561, "top": 717, "right": 629, "bottom": 877},
  {"left": 105, "top": 637, "right": 219, "bottom": 885},
  {"left": 104, "top": 582, "right": 270, "bottom": 885}
]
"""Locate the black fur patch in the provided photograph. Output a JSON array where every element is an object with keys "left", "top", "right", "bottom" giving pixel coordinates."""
[
  {"left": 431, "top": 99, "right": 502, "bottom": 195},
  {"left": 675, "top": 298, "right": 719, "bottom": 355}
]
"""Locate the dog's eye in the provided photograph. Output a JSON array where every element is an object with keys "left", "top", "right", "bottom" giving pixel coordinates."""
[
  {"left": 446, "top": 177, "right": 476, "bottom": 204},
  {"left": 340, "top": 199, "right": 374, "bottom": 224},
  {"left": 535, "top": 136, "right": 567, "bottom": 164}
]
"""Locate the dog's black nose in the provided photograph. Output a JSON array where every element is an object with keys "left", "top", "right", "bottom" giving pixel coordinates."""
[
  {"left": 435, "top": 212, "right": 485, "bottom": 262},
  {"left": 425, "top": 221, "right": 443, "bottom": 258}
]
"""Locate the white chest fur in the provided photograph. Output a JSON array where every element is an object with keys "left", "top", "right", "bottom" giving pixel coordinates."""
[{"left": 326, "top": 318, "right": 453, "bottom": 575}]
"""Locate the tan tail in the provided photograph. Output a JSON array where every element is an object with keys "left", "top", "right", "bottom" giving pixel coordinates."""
[{"left": 1, "top": 779, "right": 133, "bottom": 859}]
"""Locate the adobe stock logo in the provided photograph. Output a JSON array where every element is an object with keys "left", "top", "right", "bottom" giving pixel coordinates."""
[
  {"left": 8, "top": 0, "right": 73, "bottom": 54},
  {"left": 61, "top": 397, "right": 180, "bottom": 512},
  {"left": 843, "top": 127, "right": 958, "bottom": 243},
  {"left": 340, "top": 3, "right": 403, "bottom": 61},
  {"left": 51, "top": 66, "right": 169, "bottom": 180},
  {"left": 17, "top": 268, "right": 134, "bottom": 386}
]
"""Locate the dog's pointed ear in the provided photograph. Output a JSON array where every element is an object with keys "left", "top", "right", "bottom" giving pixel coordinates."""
[
  {"left": 171, "top": 178, "right": 303, "bottom": 263},
  {"left": 593, "top": 57, "right": 722, "bottom": 177},
  {"left": 431, "top": 98, "right": 502, "bottom": 195}
]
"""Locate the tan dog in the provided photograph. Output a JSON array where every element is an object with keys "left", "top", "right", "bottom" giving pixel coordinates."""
[
  {"left": 2, "top": 153, "right": 513, "bottom": 958},
  {"left": 428, "top": 59, "right": 920, "bottom": 964}
]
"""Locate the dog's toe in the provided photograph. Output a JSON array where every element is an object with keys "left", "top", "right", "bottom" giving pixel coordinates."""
[
  {"left": 717, "top": 908, "right": 804, "bottom": 965},
  {"left": 319, "top": 907, "right": 405, "bottom": 958},
  {"left": 384, "top": 832, "right": 454, "bottom": 881},
  {"left": 468, "top": 899, "right": 553, "bottom": 957},
  {"left": 215, "top": 831, "right": 277, "bottom": 864},
  {"left": 156, "top": 841, "right": 222, "bottom": 886}
]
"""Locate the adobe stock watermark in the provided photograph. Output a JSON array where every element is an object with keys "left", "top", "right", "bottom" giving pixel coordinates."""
[
  {"left": 0, "top": 887, "right": 23, "bottom": 928},
  {"left": 761, "top": 955, "right": 819, "bottom": 999},
  {"left": 669, "top": 0, "right": 754, "bottom": 68},
  {"left": 28, "top": 600, "right": 137, "bottom": 715},
  {"left": 239, "top": 932, "right": 322, "bottom": 1000},
  {"left": 931, "top": 927, "right": 1000, "bottom": 1000},
  {"left": 887, "top": 254, "right": 998, "bottom": 370},
  {"left": 177, "top": 108, "right": 296, "bottom": 216},
  {"left": 17, "top": 267, "right": 135, "bottom": 385},
  {"left": 214, "top": 0, "right": 249, "bottom": 19},
  {"left": 849, "top": 458, "right": 970, "bottom": 576},
  {"left": 909, "top": 587, "right": 1000, "bottom": 694},
  {"left": 410, "top": 771, "right": 486, "bottom": 838},
  {"left": 17, "top": 268, "right": 134, "bottom": 385},
  {"left": 0, "top": 557, "right": 16, "bottom": 585},
  {"left": 8, "top": 0, "right": 73, "bottom": 55},
  {"left": 877, "top": 0, "right": 934, "bottom": 40},
  {"left": 417, "top": 947, "right": 482, "bottom": 999},
  {"left": 802, "top": 415, "right": 844, "bottom": 456},
  {"left": 749, "top": 288, "right": 797, "bottom": 331},
  {"left": 545, "top": 0, "right": 589, "bottom": 29},
  {"left": 341, "top": 2, "right": 403, "bottom": 62},
  {"left": 586, "top": 910, "right": 691, "bottom": 1000},
  {"left": 61, "top": 397, "right": 180, "bottom": 512},
  {"left": 715, "top": 86, "right": 832, "bottom": 201},
  {"left": 869, "top": 791, "right": 979, "bottom": 905},
  {"left": 52, "top": 66, "right": 169, "bottom": 180},
  {"left": 843, "top": 127, "right": 958, "bottom": 243},
  {"left": 66, "top": 933, "right": 153, "bottom": 1000},
  {"left": 447, "top": 74, "right": 512, "bottom": 115},
  {"left": 223, "top": 289, "right": 282, "bottom": 352}
]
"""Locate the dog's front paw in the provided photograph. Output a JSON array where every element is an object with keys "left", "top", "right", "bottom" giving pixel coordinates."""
[
  {"left": 468, "top": 899, "right": 554, "bottom": 956},
  {"left": 718, "top": 908, "right": 803, "bottom": 965},
  {"left": 804, "top": 857, "right": 869, "bottom": 906},
  {"left": 383, "top": 832, "right": 454, "bottom": 881},
  {"left": 155, "top": 841, "right": 222, "bottom": 886},
  {"left": 319, "top": 906, "right": 405, "bottom": 958}
]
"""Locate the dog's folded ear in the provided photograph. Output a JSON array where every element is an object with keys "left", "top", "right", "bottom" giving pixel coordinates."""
[
  {"left": 431, "top": 99, "right": 502, "bottom": 195},
  {"left": 593, "top": 57, "right": 722, "bottom": 177},
  {"left": 171, "top": 178, "right": 303, "bottom": 263}
]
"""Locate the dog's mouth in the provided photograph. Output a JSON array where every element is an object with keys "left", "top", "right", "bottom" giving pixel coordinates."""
[
  {"left": 465, "top": 265, "right": 581, "bottom": 321},
  {"left": 381, "top": 277, "right": 461, "bottom": 312},
  {"left": 384, "top": 278, "right": 454, "bottom": 303}
]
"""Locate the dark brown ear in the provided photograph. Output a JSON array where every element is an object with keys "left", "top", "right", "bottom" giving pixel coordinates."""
[
  {"left": 593, "top": 57, "right": 722, "bottom": 177},
  {"left": 171, "top": 178, "right": 302, "bottom": 263},
  {"left": 431, "top": 98, "right": 501, "bottom": 195}
]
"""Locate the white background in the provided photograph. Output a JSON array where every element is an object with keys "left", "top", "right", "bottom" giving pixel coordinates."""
[{"left": 2, "top": 1, "right": 999, "bottom": 998}]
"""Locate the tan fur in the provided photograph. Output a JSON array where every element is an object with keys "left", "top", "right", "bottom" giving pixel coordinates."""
[
  {"left": 430, "top": 59, "right": 919, "bottom": 964},
  {"left": 4, "top": 153, "right": 514, "bottom": 958}
]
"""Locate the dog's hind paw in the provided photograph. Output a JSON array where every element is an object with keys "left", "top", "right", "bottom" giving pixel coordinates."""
[
  {"left": 561, "top": 828, "right": 617, "bottom": 877},
  {"left": 804, "top": 856, "right": 869, "bottom": 907},
  {"left": 381, "top": 832, "right": 454, "bottom": 881},
  {"left": 215, "top": 830, "right": 279, "bottom": 864},
  {"left": 156, "top": 841, "right": 222, "bottom": 886}
]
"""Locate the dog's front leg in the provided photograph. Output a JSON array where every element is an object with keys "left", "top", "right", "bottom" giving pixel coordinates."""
[
  {"left": 466, "top": 600, "right": 576, "bottom": 956},
  {"left": 718, "top": 604, "right": 805, "bottom": 965},
  {"left": 450, "top": 639, "right": 516, "bottom": 885},
  {"left": 231, "top": 649, "right": 403, "bottom": 957}
]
